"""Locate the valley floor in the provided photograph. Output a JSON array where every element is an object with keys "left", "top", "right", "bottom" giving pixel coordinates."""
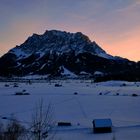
[{"left": 0, "top": 80, "right": 140, "bottom": 140}]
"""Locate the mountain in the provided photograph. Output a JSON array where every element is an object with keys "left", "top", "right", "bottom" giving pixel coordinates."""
[{"left": 0, "top": 30, "right": 140, "bottom": 81}]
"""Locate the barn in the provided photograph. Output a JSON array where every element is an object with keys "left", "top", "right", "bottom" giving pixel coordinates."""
[{"left": 92, "top": 119, "right": 112, "bottom": 133}]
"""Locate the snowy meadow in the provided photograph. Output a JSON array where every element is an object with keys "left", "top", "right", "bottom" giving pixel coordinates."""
[{"left": 0, "top": 80, "right": 140, "bottom": 140}]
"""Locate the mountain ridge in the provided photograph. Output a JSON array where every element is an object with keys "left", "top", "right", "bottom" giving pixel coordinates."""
[
  {"left": 10, "top": 30, "right": 107, "bottom": 57},
  {"left": 0, "top": 30, "right": 140, "bottom": 81}
]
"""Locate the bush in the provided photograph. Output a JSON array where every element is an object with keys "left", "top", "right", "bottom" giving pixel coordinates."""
[{"left": 0, "top": 117, "right": 26, "bottom": 140}]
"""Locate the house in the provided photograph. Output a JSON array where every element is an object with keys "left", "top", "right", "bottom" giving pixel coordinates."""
[{"left": 92, "top": 119, "right": 112, "bottom": 133}]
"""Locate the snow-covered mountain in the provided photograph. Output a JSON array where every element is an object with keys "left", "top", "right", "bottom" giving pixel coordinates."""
[
  {"left": 10, "top": 30, "right": 112, "bottom": 59},
  {"left": 0, "top": 30, "right": 140, "bottom": 81}
]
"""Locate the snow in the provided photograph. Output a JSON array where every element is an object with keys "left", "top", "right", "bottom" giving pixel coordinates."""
[
  {"left": 9, "top": 30, "right": 115, "bottom": 62},
  {"left": 0, "top": 80, "right": 140, "bottom": 140},
  {"left": 40, "top": 63, "right": 47, "bottom": 70},
  {"left": 10, "top": 48, "right": 29, "bottom": 59},
  {"left": 94, "top": 71, "right": 104, "bottom": 76},
  {"left": 97, "top": 52, "right": 115, "bottom": 60},
  {"left": 61, "top": 66, "right": 77, "bottom": 78},
  {"left": 22, "top": 74, "right": 49, "bottom": 79},
  {"left": 80, "top": 71, "right": 89, "bottom": 75}
]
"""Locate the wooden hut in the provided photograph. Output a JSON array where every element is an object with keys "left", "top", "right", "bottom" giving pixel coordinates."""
[{"left": 92, "top": 119, "right": 112, "bottom": 133}]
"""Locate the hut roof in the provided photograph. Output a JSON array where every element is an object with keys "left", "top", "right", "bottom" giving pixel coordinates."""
[{"left": 93, "top": 119, "right": 112, "bottom": 128}]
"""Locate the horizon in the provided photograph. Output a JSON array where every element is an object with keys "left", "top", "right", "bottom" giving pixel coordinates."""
[{"left": 0, "top": 0, "right": 140, "bottom": 61}]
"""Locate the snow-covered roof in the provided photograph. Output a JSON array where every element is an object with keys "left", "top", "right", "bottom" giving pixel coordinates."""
[
  {"left": 93, "top": 119, "right": 112, "bottom": 128},
  {"left": 79, "top": 71, "right": 89, "bottom": 75},
  {"left": 94, "top": 71, "right": 104, "bottom": 75}
]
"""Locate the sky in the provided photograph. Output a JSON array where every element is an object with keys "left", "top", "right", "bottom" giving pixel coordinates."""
[{"left": 0, "top": 0, "right": 140, "bottom": 61}]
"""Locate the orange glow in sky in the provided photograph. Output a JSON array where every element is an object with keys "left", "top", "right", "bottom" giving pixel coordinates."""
[{"left": 0, "top": 0, "right": 140, "bottom": 62}]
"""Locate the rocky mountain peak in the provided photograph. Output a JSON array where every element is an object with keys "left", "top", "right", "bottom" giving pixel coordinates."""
[
  {"left": 0, "top": 29, "right": 139, "bottom": 81},
  {"left": 11, "top": 30, "right": 106, "bottom": 57}
]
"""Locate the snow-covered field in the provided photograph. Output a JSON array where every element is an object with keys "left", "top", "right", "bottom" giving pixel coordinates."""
[{"left": 0, "top": 80, "right": 140, "bottom": 140}]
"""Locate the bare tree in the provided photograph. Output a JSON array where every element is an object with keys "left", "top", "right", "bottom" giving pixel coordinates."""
[
  {"left": 0, "top": 121, "right": 4, "bottom": 140},
  {"left": 0, "top": 116, "right": 26, "bottom": 140},
  {"left": 112, "top": 132, "right": 116, "bottom": 140},
  {"left": 29, "top": 99, "right": 55, "bottom": 140},
  {"left": 0, "top": 100, "right": 55, "bottom": 140}
]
